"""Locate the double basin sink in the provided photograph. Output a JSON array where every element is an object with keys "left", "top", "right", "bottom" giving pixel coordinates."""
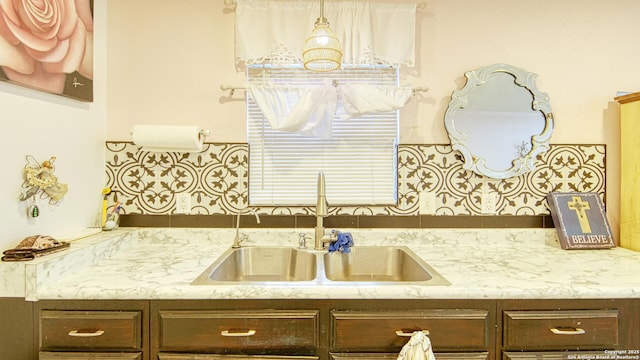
[{"left": 192, "top": 246, "right": 450, "bottom": 286}]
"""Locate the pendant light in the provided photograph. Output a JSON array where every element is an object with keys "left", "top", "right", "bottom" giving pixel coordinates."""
[{"left": 303, "top": 0, "right": 342, "bottom": 72}]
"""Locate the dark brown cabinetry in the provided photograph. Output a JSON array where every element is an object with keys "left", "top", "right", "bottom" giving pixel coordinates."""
[
  {"left": 40, "top": 310, "right": 142, "bottom": 351},
  {"left": 157, "top": 310, "right": 319, "bottom": 355},
  {"left": 503, "top": 310, "right": 620, "bottom": 350},
  {"left": 39, "top": 352, "right": 142, "bottom": 359},
  {"left": 1, "top": 297, "right": 638, "bottom": 360},
  {"left": 153, "top": 299, "right": 640, "bottom": 360},
  {"left": 151, "top": 299, "right": 496, "bottom": 360},
  {"left": 498, "top": 299, "right": 639, "bottom": 360},
  {"left": 34, "top": 300, "right": 149, "bottom": 360},
  {"left": 0, "top": 297, "right": 35, "bottom": 360},
  {"left": 151, "top": 300, "right": 324, "bottom": 360},
  {"left": 331, "top": 309, "right": 491, "bottom": 359}
]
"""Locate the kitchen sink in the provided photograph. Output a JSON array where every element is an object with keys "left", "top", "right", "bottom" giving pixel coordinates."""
[
  {"left": 323, "top": 246, "right": 450, "bottom": 285},
  {"left": 192, "top": 246, "right": 449, "bottom": 286},
  {"left": 191, "top": 247, "right": 317, "bottom": 284}
]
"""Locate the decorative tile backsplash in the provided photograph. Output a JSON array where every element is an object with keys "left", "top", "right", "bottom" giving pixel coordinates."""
[{"left": 105, "top": 142, "right": 605, "bottom": 218}]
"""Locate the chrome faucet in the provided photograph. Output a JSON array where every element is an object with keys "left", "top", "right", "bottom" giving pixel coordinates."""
[
  {"left": 314, "top": 172, "right": 336, "bottom": 250},
  {"left": 232, "top": 208, "right": 261, "bottom": 248}
]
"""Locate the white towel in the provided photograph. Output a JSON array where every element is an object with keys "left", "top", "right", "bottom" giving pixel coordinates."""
[{"left": 397, "top": 331, "right": 436, "bottom": 360}]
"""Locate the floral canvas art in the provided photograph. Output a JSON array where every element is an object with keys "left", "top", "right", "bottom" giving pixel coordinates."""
[{"left": 0, "top": 0, "right": 93, "bottom": 102}]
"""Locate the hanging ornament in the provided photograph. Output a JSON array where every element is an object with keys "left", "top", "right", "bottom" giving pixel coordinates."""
[
  {"left": 19, "top": 155, "right": 68, "bottom": 204},
  {"left": 28, "top": 195, "right": 40, "bottom": 218}
]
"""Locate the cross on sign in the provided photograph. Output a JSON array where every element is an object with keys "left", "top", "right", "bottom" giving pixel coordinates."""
[{"left": 567, "top": 196, "right": 592, "bottom": 233}]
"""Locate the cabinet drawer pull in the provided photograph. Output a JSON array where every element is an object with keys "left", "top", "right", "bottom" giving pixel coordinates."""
[
  {"left": 221, "top": 329, "right": 256, "bottom": 337},
  {"left": 68, "top": 330, "right": 105, "bottom": 337},
  {"left": 395, "top": 330, "right": 430, "bottom": 337},
  {"left": 549, "top": 327, "right": 586, "bottom": 335}
]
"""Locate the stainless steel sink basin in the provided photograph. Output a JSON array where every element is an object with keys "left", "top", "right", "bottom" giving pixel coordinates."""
[
  {"left": 192, "top": 247, "right": 317, "bottom": 284},
  {"left": 323, "top": 246, "right": 450, "bottom": 285},
  {"left": 192, "top": 245, "right": 449, "bottom": 286}
]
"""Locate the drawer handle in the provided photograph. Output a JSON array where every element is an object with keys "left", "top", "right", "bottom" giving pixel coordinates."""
[
  {"left": 221, "top": 330, "right": 256, "bottom": 337},
  {"left": 550, "top": 327, "right": 586, "bottom": 335},
  {"left": 395, "top": 330, "right": 430, "bottom": 337},
  {"left": 68, "top": 330, "right": 105, "bottom": 337}
]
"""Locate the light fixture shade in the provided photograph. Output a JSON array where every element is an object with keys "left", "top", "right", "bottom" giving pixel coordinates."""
[{"left": 303, "top": 21, "right": 342, "bottom": 72}]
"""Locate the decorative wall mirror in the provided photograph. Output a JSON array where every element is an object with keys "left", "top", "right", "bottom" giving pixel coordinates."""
[{"left": 444, "top": 63, "right": 554, "bottom": 179}]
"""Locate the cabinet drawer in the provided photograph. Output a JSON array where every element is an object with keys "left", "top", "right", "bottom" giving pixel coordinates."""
[
  {"left": 158, "top": 310, "right": 319, "bottom": 354},
  {"left": 159, "top": 355, "right": 318, "bottom": 360},
  {"left": 39, "top": 310, "right": 142, "bottom": 351},
  {"left": 503, "top": 310, "right": 619, "bottom": 350},
  {"left": 331, "top": 310, "right": 490, "bottom": 352},
  {"left": 39, "top": 352, "right": 142, "bottom": 360},
  {"left": 503, "top": 351, "right": 612, "bottom": 359},
  {"left": 331, "top": 353, "right": 489, "bottom": 360}
]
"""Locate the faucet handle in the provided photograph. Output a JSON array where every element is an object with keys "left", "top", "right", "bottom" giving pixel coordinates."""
[
  {"left": 298, "top": 233, "right": 310, "bottom": 249},
  {"left": 232, "top": 232, "right": 248, "bottom": 248},
  {"left": 321, "top": 229, "right": 338, "bottom": 246}
]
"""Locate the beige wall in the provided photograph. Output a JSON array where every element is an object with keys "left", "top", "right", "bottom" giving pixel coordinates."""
[
  {"left": 106, "top": 0, "right": 639, "bottom": 142},
  {"left": 1, "top": 1, "right": 633, "bottom": 253},
  {"left": 0, "top": 1, "right": 107, "bottom": 249},
  {"left": 106, "top": 0, "right": 639, "bottom": 239},
  {"left": 106, "top": 0, "right": 243, "bottom": 142}
]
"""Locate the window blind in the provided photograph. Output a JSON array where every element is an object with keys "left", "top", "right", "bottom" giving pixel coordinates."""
[{"left": 247, "top": 65, "right": 399, "bottom": 206}]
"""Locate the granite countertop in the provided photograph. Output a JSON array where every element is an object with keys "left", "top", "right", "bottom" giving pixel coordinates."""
[{"left": 2, "top": 227, "right": 640, "bottom": 301}]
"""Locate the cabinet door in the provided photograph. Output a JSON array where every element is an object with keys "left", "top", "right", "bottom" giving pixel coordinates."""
[
  {"left": 0, "top": 298, "right": 34, "bottom": 360},
  {"left": 158, "top": 310, "right": 318, "bottom": 355},
  {"left": 331, "top": 309, "right": 490, "bottom": 353},
  {"left": 617, "top": 91, "right": 640, "bottom": 251}
]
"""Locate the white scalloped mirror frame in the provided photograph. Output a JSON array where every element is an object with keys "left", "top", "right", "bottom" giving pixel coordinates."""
[{"left": 444, "top": 63, "right": 554, "bottom": 179}]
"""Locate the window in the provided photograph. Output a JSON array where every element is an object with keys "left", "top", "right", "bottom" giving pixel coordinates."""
[{"left": 247, "top": 65, "right": 400, "bottom": 207}]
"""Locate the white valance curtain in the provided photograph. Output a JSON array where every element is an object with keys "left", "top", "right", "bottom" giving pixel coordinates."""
[
  {"left": 248, "top": 81, "right": 413, "bottom": 138},
  {"left": 235, "top": 0, "right": 417, "bottom": 67}
]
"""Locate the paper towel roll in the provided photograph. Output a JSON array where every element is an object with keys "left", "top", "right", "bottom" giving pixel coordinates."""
[{"left": 131, "top": 125, "right": 206, "bottom": 152}]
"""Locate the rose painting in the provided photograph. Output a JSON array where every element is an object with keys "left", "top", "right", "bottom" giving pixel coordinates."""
[{"left": 0, "top": 0, "right": 93, "bottom": 102}]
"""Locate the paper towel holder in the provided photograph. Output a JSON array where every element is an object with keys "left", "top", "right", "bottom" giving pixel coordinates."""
[{"left": 129, "top": 125, "right": 211, "bottom": 153}]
